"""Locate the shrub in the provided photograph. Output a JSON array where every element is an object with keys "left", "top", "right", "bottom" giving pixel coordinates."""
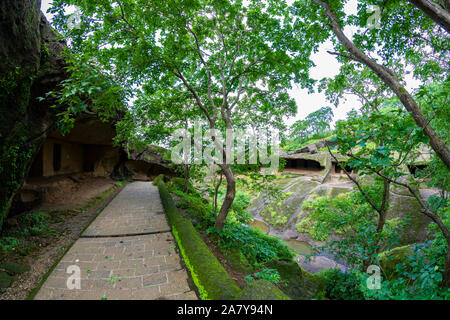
[
  {"left": 0, "top": 237, "right": 20, "bottom": 252},
  {"left": 246, "top": 268, "right": 281, "bottom": 285},
  {"left": 18, "top": 212, "right": 50, "bottom": 236},
  {"left": 166, "top": 177, "right": 295, "bottom": 267},
  {"left": 319, "top": 268, "right": 365, "bottom": 300},
  {"left": 207, "top": 223, "right": 295, "bottom": 266}
]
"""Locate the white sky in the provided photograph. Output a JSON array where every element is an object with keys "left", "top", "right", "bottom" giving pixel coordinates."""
[{"left": 40, "top": 0, "right": 421, "bottom": 128}]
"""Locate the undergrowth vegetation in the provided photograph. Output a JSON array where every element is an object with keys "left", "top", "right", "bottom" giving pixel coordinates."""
[
  {"left": 0, "top": 184, "right": 118, "bottom": 258},
  {"left": 166, "top": 177, "right": 295, "bottom": 268}
]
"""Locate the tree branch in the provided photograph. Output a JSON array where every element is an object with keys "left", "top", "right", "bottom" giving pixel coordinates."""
[
  {"left": 311, "top": 0, "right": 450, "bottom": 170},
  {"left": 408, "top": 0, "right": 450, "bottom": 33}
]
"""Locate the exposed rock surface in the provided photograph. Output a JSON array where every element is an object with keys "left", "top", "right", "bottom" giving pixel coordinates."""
[
  {"left": 0, "top": 0, "right": 67, "bottom": 230},
  {"left": 126, "top": 146, "right": 178, "bottom": 180},
  {"left": 250, "top": 140, "right": 436, "bottom": 273},
  {"left": 291, "top": 139, "right": 337, "bottom": 155}
]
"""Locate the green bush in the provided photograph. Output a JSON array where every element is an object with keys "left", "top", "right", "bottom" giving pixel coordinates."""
[
  {"left": 207, "top": 223, "right": 295, "bottom": 266},
  {"left": 319, "top": 268, "right": 365, "bottom": 300},
  {"left": 166, "top": 177, "right": 295, "bottom": 267},
  {"left": 18, "top": 212, "right": 51, "bottom": 236},
  {"left": 246, "top": 268, "right": 281, "bottom": 284},
  {"left": 0, "top": 237, "right": 20, "bottom": 252}
]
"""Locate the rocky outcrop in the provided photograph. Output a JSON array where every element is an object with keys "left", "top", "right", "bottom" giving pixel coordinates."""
[
  {"left": 387, "top": 183, "right": 434, "bottom": 245},
  {"left": 291, "top": 139, "right": 338, "bottom": 155},
  {"left": 263, "top": 259, "right": 326, "bottom": 299},
  {"left": 0, "top": 0, "right": 67, "bottom": 230},
  {"left": 126, "top": 146, "right": 178, "bottom": 180}
]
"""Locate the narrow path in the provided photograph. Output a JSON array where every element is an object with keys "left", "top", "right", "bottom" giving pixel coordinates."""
[{"left": 34, "top": 182, "right": 197, "bottom": 300}]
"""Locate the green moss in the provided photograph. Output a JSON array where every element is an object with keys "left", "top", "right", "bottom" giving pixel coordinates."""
[
  {"left": 237, "top": 279, "right": 291, "bottom": 300},
  {"left": 398, "top": 86, "right": 407, "bottom": 94},
  {"left": 157, "top": 179, "right": 241, "bottom": 300},
  {"left": 302, "top": 268, "right": 326, "bottom": 300},
  {"left": 221, "top": 247, "right": 254, "bottom": 274},
  {"left": 264, "top": 259, "right": 304, "bottom": 299},
  {"left": 388, "top": 192, "right": 428, "bottom": 245},
  {"left": 0, "top": 271, "right": 13, "bottom": 290},
  {"left": 166, "top": 177, "right": 197, "bottom": 195},
  {"left": 152, "top": 174, "right": 166, "bottom": 186},
  {"left": 378, "top": 245, "right": 414, "bottom": 279},
  {"left": 0, "top": 261, "right": 30, "bottom": 275},
  {"left": 38, "top": 44, "right": 50, "bottom": 75},
  {"left": 262, "top": 259, "right": 325, "bottom": 299}
]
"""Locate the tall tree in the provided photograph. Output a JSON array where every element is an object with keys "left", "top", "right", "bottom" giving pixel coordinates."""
[
  {"left": 292, "top": 0, "right": 450, "bottom": 170},
  {"left": 408, "top": 0, "right": 450, "bottom": 33},
  {"left": 51, "top": 0, "right": 314, "bottom": 230},
  {"left": 289, "top": 106, "right": 333, "bottom": 142}
]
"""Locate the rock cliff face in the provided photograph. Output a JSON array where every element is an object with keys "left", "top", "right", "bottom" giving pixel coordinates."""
[
  {"left": 249, "top": 142, "right": 436, "bottom": 272},
  {"left": 0, "top": 0, "right": 67, "bottom": 230}
]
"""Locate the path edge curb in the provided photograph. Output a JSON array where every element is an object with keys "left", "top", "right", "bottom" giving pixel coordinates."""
[{"left": 25, "top": 182, "right": 126, "bottom": 300}]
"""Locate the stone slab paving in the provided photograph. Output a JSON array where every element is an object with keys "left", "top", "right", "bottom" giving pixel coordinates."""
[
  {"left": 34, "top": 182, "right": 198, "bottom": 300},
  {"left": 82, "top": 182, "right": 171, "bottom": 237}
]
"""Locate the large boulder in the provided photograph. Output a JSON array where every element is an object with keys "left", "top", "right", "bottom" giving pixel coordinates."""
[
  {"left": 388, "top": 182, "right": 432, "bottom": 245},
  {"left": 126, "top": 146, "right": 178, "bottom": 180},
  {"left": 0, "top": 0, "right": 67, "bottom": 230},
  {"left": 221, "top": 247, "right": 254, "bottom": 274},
  {"left": 378, "top": 245, "right": 415, "bottom": 279},
  {"left": 0, "top": 261, "right": 30, "bottom": 275},
  {"left": 0, "top": 271, "right": 13, "bottom": 291},
  {"left": 264, "top": 259, "right": 325, "bottom": 300}
]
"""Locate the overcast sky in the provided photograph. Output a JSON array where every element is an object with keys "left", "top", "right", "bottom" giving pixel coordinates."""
[{"left": 40, "top": 0, "right": 420, "bottom": 128}]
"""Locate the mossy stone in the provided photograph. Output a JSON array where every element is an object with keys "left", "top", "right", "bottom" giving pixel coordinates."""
[
  {"left": 222, "top": 247, "right": 254, "bottom": 274},
  {"left": 388, "top": 192, "right": 429, "bottom": 244},
  {"left": 237, "top": 280, "right": 290, "bottom": 300},
  {"left": 264, "top": 259, "right": 325, "bottom": 299},
  {"left": 302, "top": 269, "right": 326, "bottom": 300},
  {"left": 0, "top": 261, "right": 30, "bottom": 275},
  {"left": 378, "top": 245, "right": 414, "bottom": 279},
  {"left": 157, "top": 180, "right": 241, "bottom": 300},
  {"left": 0, "top": 271, "right": 13, "bottom": 290}
]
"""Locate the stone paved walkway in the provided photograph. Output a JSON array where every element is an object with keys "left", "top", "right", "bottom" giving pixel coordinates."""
[{"left": 34, "top": 182, "right": 197, "bottom": 300}]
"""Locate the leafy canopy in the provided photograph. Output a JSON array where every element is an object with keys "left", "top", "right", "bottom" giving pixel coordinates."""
[{"left": 50, "top": 0, "right": 321, "bottom": 147}]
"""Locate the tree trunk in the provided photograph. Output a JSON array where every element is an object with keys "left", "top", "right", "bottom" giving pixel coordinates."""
[
  {"left": 213, "top": 171, "right": 223, "bottom": 214},
  {"left": 312, "top": 0, "right": 450, "bottom": 171},
  {"left": 183, "top": 164, "right": 189, "bottom": 193},
  {"left": 408, "top": 0, "right": 450, "bottom": 33},
  {"left": 444, "top": 241, "right": 450, "bottom": 288},
  {"left": 214, "top": 164, "right": 236, "bottom": 231},
  {"left": 363, "top": 180, "right": 390, "bottom": 271}
]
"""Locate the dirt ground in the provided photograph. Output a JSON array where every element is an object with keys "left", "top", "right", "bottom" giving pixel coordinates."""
[
  {"left": 24, "top": 173, "right": 116, "bottom": 211},
  {"left": 0, "top": 178, "right": 124, "bottom": 300}
]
